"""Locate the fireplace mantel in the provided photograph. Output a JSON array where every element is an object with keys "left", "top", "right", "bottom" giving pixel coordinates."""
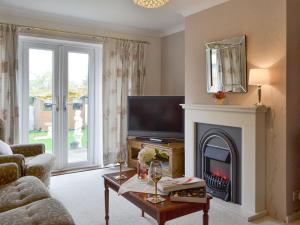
[
  {"left": 181, "top": 104, "right": 268, "bottom": 113},
  {"left": 181, "top": 104, "right": 268, "bottom": 221}
]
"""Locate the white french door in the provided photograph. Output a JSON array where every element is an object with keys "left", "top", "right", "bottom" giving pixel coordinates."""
[{"left": 19, "top": 36, "right": 102, "bottom": 170}]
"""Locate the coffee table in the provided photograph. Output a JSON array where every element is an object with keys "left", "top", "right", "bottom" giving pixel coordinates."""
[{"left": 103, "top": 170, "right": 212, "bottom": 225}]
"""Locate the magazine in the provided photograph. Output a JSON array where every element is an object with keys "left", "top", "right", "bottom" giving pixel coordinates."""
[
  {"left": 157, "top": 176, "right": 205, "bottom": 193},
  {"left": 170, "top": 187, "right": 207, "bottom": 203}
]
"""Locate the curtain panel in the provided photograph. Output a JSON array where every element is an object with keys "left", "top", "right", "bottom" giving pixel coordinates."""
[
  {"left": 0, "top": 24, "right": 19, "bottom": 144},
  {"left": 102, "top": 39, "right": 147, "bottom": 165}
]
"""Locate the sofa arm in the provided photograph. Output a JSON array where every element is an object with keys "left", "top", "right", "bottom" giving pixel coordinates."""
[
  {"left": 11, "top": 144, "right": 45, "bottom": 157},
  {"left": 0, "top": 154, "right": 25, "bottom": 176},
  {"left": 0, "top": 163, "right": 20, "bottom": 185}
]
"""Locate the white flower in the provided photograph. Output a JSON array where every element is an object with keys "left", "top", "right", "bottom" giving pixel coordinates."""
[{"left": 138, "top": 147, "right": 156, "bottom": 166}]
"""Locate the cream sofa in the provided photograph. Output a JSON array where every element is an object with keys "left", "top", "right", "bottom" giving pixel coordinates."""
[{"left": 0, "top": 163, "right": 75, "bottom": 225}]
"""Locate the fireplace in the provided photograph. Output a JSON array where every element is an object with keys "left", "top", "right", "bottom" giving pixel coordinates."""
[
  {"left": 196, "top": 123, "right": 241, "bottom": 204},
  {"left": 181, "top": 104, "right": 268, "bottom": 220}
]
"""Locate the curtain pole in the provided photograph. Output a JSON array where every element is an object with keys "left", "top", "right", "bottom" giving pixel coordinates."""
[{"left": 0, "top": 22, "right": 150, "bottom": 45}]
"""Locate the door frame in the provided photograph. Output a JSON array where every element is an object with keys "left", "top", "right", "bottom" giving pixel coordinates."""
[{"left": 19, "top": 35, "right": 103, "bottom": 170}]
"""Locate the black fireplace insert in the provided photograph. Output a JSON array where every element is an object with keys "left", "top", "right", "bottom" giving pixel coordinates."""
[{"left": 196, "top": 123, "right": 241, "bottom": 204}]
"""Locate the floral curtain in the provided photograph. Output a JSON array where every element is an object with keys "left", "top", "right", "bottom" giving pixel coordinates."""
[
  {"left": 0, "top": 24, "right": 19, "bottom": 144},
  {"left": 102, "top": 39, "right": 147, "bottom": 165}
]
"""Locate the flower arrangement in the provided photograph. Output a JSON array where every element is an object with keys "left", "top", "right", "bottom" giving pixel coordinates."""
[
  {"left": 212, "top": 91, "right": 226, "bottom": 105},
  {"left": 138, "top": 147, "right": 169, "bottom": 167},
  {"left": 213, "top": 91, "right": 226, "bottom": 99}
]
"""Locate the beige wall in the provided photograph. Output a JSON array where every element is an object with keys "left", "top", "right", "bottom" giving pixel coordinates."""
[
  {"left": 161, "top": 31, "right": 185, "bottom": 96},
  {"left": 0, "top": 10, "right": 162, "bottom": 96},
  {"left": 185, "top": 0, "right": 287, "bottom": 220},
  {"left": 286, "top": 0, "right": 300, "bottom": 217}
]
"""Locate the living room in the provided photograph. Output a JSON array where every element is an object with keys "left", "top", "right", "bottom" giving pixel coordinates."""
[{"left": 0, "top": 0, "right": 299, "bottom": 225}]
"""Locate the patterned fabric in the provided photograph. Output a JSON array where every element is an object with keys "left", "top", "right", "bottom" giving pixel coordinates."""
[
  {"left": 0, "top": 25, "right": 19, "bottom": 144},
  {"left": 25, "top": 154, "right": 55, "bottom": 187},
  {"left": 0, "top": 155, "right": 25, "bottom": 176},
  {"left": 11, "top": 144, "right": 45, "bottom": 157},
  {"left": 0, "top": 198, "right": 75, "bottom": 225},
  {"left": 0, "top": 163, "right": 19, "bottom": 186},
  {"left": 103, "top": 39, "right": 147, "bottom": 165},
  {"left": 0, "top": 141, "right": 54, "bottom": 187},
  {"left": 0, "top": 119, "right": 4, "bottom": 141},
  {"left": 0, "top": 176, "right": 50, "bottom": 213}
]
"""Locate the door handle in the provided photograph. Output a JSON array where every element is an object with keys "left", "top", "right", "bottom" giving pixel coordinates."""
[
  {"left": 63, "top": 96, "right": 67, "bottom": 111},
  {"left": 51, "top": 96, "right": 59, "bottom": 112}
]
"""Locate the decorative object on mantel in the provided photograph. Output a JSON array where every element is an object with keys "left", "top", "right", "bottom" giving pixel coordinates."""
[
  {"left": 206, "top": 36, "right": 247, "bottom": 93},
  {"left": 249, "top": 69, "right": 270, "bottom": 106},
  {"left": 212, "top": 91, "right": 226, "bottom": 105},
  {"left": 133, "top": 0, "right": 170, "bottom": 8},
  {"left": 137, "top": 147, "right": 169, "bottom": 181}
]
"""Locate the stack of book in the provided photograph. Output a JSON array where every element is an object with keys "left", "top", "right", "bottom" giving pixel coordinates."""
[{"left": 157, "top": 177, "right": 207, "bottom": 203}]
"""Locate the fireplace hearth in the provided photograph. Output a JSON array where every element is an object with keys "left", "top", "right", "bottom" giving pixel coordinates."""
[{"left": 196, "top": 124, "right": 241, "bottom": 204}]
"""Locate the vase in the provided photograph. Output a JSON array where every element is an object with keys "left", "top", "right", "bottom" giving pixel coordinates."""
[
  {"left": 137, "top": 162, "right": 148, "bottom": 181},
  {"left": 214, "top": 98, "right": 225, "bottom": 105}
]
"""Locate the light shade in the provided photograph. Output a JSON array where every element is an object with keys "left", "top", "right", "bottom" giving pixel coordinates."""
[
  {"left": 133, "top": 0, "right": 170, "bottom": 8},
  {"left": 249, "top": 69, "right": 270, "bottom": 86}
]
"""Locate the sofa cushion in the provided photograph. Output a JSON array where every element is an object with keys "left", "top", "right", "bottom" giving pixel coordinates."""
[
  {"left": 0, "top": 140, "right": 12, "bottom": 156},
  {"left": 25, "top": 154, "right": 55, "bottom": 187},
  {"left": 0, "top": 198, "right": 75, "bottom": 225},
  {"left": 0, "top": 176, "right": 50, "bottom": 213}
]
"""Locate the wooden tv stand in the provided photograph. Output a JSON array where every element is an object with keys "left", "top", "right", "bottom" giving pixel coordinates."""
[{"left": 127, "top": 138, "right": 184, "bottom": 178}]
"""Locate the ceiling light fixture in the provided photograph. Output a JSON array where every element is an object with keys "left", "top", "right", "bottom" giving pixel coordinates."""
[{"left": 133, "top": 0, "right": 170, "bottom": 9}]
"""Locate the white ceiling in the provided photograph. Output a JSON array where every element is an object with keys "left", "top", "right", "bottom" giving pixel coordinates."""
[{"left": 0, "top": 0, "right": 228, "bottom": 36}]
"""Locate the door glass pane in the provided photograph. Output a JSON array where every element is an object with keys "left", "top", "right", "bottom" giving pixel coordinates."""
[
  {"left": 67, "top": 52, "right": 89, "bottom": 163},
  {"left": 28, "top": 49, "right": 54, "bottom": 154}
]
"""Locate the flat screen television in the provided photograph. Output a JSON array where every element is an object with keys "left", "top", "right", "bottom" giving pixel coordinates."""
[{"left": 127, "top": 96, "right": 184, "bottom": 139}]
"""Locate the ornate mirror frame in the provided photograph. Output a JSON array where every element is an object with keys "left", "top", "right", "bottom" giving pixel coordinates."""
[{"left": 206, "top": 36, "right": 247, "bottom": 93}]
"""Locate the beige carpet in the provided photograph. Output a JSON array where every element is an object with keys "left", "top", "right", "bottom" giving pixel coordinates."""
[{"left": 50, "top": 169, "right": 300, "bottom": 225}]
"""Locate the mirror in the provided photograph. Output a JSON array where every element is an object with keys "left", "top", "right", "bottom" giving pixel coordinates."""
[{"left": 206, "top": 36, "right": 247, "bottom": 93}]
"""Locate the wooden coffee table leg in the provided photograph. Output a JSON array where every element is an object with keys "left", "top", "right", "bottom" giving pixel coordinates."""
[
  {"left": 203, "top": 208, "right": 209, "bottom": 225},
  {"left": 141, "top": 210, "right": 145, "bottom": 217},
  {"left": 158, "top": 220, "right": 166, "bottom": 225},
  {"left": 104, "top": 181, "right": 109, "bottom": 225},
  {"left": 158, "top": 214, "right": 166, "bottom": 225}
]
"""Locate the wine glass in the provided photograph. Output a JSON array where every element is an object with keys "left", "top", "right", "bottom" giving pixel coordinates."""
[
  {"left": 147, "top": 160, "right": 166, "bottom": 204},
  {"left": 113, "top": 151, "right": 127, "bottom": 180}
]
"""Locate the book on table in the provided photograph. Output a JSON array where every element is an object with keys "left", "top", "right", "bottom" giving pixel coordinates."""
[
  {"left": 157, "top": 176, "right": 206, "bottom": 193},
  {"left": 170, "top": 186, "right": 207, "bottom": 203}
]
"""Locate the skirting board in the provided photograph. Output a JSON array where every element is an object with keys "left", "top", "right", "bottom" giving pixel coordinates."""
[
  {"left": 286, "top": 211, "right": 300, "bottom": 223},
  {"left": 248, "top": 210, "right": 268, "bottom": 222}
]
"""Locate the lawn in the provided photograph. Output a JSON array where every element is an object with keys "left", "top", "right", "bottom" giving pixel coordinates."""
[{"left": 29, "top": 128, "right": 88, "bottom": 153}]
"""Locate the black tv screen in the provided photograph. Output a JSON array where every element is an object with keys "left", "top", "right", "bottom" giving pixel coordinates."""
[{"left": 127, "top": 96, "right": 184, "bottom": 139}]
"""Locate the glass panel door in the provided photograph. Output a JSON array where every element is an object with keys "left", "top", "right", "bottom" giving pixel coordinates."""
[
  {"left": 20, "top": 37, "right": 100, "bottom": 170},
  {"left": 62, "top": 46, "right": 95, "bottom": 167},
  {"left": 66, "top": 52, "right": 89, "bottom": 163},
  {"left": 26, "top": 47, "right": 57, "bottom": 154}
]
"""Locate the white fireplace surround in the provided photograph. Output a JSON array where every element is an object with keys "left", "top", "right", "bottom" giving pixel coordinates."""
[{"left": 181, "top": 104, "right": 268, "bottom": 221}]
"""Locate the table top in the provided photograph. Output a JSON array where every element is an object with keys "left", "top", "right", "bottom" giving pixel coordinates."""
[{"left": 103, "top": 170, "right": 212, "bottom": 214}]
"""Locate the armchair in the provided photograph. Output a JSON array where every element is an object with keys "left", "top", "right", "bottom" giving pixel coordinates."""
[
  {"left": 0, "top": 163, "right": 20, "bottom": 186},
  {"left": 0, "top": 119, "right": 55, "bottom": 187},
  {"left": 0, "top": 163, "right": 75, "bottom": 225},
  {"left": 0, "top": 143, "right": 55, "bottom": 187}
]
